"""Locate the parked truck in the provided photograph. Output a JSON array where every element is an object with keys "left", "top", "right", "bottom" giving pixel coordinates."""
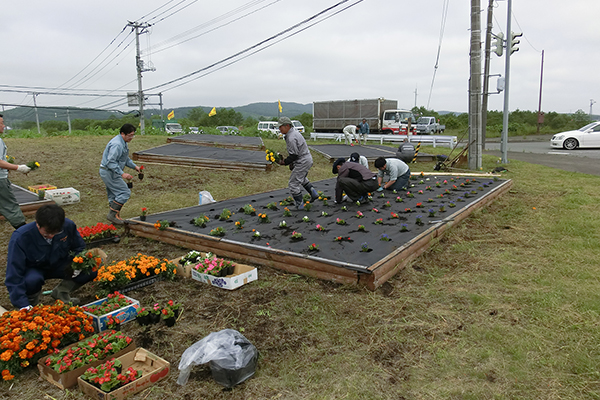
[
  {"left": 415, "top": 116, "right": 445, "bottom": 134},
  {"left": 312, "top": 98, "right": 416, "bottom": 134}
]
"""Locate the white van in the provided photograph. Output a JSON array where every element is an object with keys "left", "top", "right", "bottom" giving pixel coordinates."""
[
  {"left": 257, "top": 121, "right": 281, "bottom": 138},
  {"left": 292, "top": 120, "right": 305, "bottom": 133},
  {"left": 165, "top": 123, "right": 183, "bottom": 134}
]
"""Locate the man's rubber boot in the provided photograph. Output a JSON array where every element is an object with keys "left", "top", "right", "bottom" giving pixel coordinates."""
[
  {"left": 304, "top": 183, "right": 319, "bottom": 203},
  {"left": 51, "top": 280, "right": 82, "bottom": 305},
  {"left": 107, "top": 200, "right": 125, "bottom": 225},
  {"left": 293, "top": 194, "right": 305, "bottom": 210},
  {"left": 27, "top": 291, "right": 41, "bottom": 306}
]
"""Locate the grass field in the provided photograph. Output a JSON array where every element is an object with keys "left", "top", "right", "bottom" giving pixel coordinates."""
[{"left": 1, "top": 133, "right": 599, "bottom": 399}]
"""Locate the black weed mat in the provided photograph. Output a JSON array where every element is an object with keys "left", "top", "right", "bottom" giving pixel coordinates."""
[
  {"left": 133, "top": 143, "right": 270, "bottom": 165},
  {"left": 138, "top": 175, "right": 507, "bottom": 268},
  {"left": 167, "top": 133, "right": 264, "bottom": 148},
  {"left": 11, "top": 183, "right": 45, "bottom": 204}
]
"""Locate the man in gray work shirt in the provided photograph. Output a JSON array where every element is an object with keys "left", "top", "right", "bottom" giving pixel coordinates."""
[
  {"left": 374, "top": 157, "right": 411, "bottom": 192},
  {"left": 276, "top": 117, "right": 319, "bottom": 209}
]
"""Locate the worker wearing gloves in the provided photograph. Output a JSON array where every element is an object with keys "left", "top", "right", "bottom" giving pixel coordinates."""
[
  {"left": 332, "top": 158, "right": 379, "bottom": 204},
  {"left": 5, "top": 204, "right": 97, "bottom": 310},
  {"left": 277, "top": 117, "right": 319, "bottom": 210},
  {"left": 99, "top": 123, "right": 142, "bottom": 225},
  {"left": 342, "top": 124, "right": 359, "bottom": 145},
  {"left": 0, "top": 113, "right": 31, "bottom": 229},
  {"left": 374, "top": 156, "right": 411, "bottom": 192}
]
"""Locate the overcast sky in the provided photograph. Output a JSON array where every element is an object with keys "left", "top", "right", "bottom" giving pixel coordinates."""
[{"left": 2, "top": 0, "right": 599, "bottom": 116}]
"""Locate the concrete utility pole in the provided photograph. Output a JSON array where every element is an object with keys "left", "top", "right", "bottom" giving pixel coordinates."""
[
  {"left": 590, "top": 99, "right": 596, "bottom": 117},
  {"left": 127, "top": 21, "right": 154, "bottom": 134},
  {"left": 500, "top": 0, "right": 513, "bottom": 164},
  {"left": 481, "top": 0, "right": 494, "bottom": 150},
  {"left": 468, "top": 0, "right": 482, "bottom": 170},
  {"left": 536, "top": 50, "right": 544, "bottom": 134},
  {"left": 32, "top": 93, "right": 41, "bottom": 135}
]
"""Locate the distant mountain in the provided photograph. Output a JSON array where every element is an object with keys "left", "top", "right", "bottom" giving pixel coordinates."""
[{"left": 2, "top": 101, "right": 313, "bottom": 124}]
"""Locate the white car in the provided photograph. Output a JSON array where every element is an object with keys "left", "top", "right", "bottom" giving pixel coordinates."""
[
  {"left": 216, "top": 126, "right": 240, "bottom": 135},
  {"left": 292, "top": 120, "right": 305, "bottom": 133},
  {"left": 551, "top": 121, "right": 600, "bottom": 149},
  {"left": 257, "top": 121, "right": 282, "bottom": 138}
]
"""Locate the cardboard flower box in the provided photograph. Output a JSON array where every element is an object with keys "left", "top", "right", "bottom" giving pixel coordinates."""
[
  {"left": 191, "top": 263, "right": 258, "bottom": 290},
  {"left": 77, "top": 347, "right": 170, "bottom": 400},
  {"left": 44, "top": 187, "right": 80, "bottom": 205},
  {"left": 37, "top": 334, "right": 136, "bottom": 390},
  {"left": 28, "top": 184, "right": 57, "bottom": 194},
  {"left": 82, "top": 295, "right": 140, "bottom": 332}
]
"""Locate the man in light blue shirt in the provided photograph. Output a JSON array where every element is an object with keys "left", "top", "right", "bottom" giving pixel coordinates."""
[
  {"left": 358, "top": 119, "right": 369, "bottom": 145},
  {"left": 99, "top": 123, "right": 141, "bottom": 224}
]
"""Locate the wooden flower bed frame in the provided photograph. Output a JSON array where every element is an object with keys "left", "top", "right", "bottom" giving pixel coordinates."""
[{"left": 126, "top": 176, "right": 512, "bottom": 290}]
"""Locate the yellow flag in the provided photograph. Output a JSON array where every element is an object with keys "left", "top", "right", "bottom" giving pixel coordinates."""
[
  {"left": 278, "top": 100, "right": 282, "bottom": 113},
  {"left": 209, "top": 107, "right": 217, "bottom": 117},
  {"left": 167, "top": 110, "right": 175, "bottom": 120}
]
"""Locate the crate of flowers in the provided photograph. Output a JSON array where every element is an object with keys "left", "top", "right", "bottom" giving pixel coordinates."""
[
  {"left": 37, "top": 330, "right": 136, "bottom": 390},
  {"left": 0, "top": 302, "right": 95, "bottom": 382},
  {"left": 77, "top": 222, "right": 120, "bottom": 248},
  {"left": 94, "top": 254, "right": 178, "bottom": 298},
  {"left": 81, "top": 292, "right": 140, "bottom": 332},
  {"left": 190, "top": 253, "right": 258, "bottom": 290},
  {"left": 77, "top": 347, "right": 170, "bottom": 400},
  {"left": 172, "top": 250, "right": 207, "bottom": 278}
]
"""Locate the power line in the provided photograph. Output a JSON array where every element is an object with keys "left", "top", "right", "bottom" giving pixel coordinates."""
[
  {"left": 148, "top": 0, "right": 364, "bottom": 93},
  {"left": 144, "top": 0, "right": 281, "bottom": 55},
  {"left": 426, "top": 0, "right": 450, "bottom": 110}
]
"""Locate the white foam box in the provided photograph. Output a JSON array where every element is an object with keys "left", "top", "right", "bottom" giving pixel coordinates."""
[
  {"left": 44, "top": 187, "right": 80, "bottom": 205},
  {"left": 191, "top": 263, "right": 258, "bottom": 290}
]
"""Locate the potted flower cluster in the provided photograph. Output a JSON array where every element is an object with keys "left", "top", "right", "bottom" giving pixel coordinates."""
[
  {"left": 194, "top": 255, "right": 235, "bottom": 277},
  {"left": 77, "top": 223, "right": 118, "bottom": 245},
  {"left": 265, "top": 148, "right": 282, "bottom": 164},
  {"left": 94, "top": 254, "right": 177, "bottom": 297},
  {"left": 80, "top": 357, "right": 142, "bottom": 393},
  {"left": 0, "top": 302, "right": 95, "bottom": 381},
  {"left": 140, "top": 207, "right": 147, "bottom": 221},
  {"left": 161, "top": 301, "right": 181, "bottom": 327},
  {"left": 43, "top": 330, "right": 134, "bottom": 374},
  {"left": 71, "top": 250, "right": 102, "bottom": 275}
]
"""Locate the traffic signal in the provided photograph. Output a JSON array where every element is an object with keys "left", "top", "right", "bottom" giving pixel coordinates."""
[
  {"left": 510, "top": 31, "right": 523, "bottom": 54},
  {"left": 492, "top": 32, "right": 504, "bottom": 57}
]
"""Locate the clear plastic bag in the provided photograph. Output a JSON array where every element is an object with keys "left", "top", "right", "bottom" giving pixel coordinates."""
[
  {"left": 199, "top": 190, "right": 216, "bottom": 205},
  {"left": 177, "top": 329, "right": 258, "bottom": 388}
]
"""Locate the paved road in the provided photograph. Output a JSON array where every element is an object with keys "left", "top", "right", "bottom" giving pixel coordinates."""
[{"left": 482, "top": 135, "right": 600, "bottom": 176}]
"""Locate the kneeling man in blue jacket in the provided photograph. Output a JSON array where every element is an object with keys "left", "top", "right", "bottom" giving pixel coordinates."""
[{"left": 5, "top": 204, "right": 97, "bottom": 310}]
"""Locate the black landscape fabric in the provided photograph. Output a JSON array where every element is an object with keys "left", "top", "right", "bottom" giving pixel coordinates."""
[
  {"left": 134, "top": 143, "right": 270, "bottom": 166},
  {"left": 168, "top": 134, "right": 264, "bottom": 148},
  {"left": 139, "top": 175, "right": 507, "bottom": 268}
]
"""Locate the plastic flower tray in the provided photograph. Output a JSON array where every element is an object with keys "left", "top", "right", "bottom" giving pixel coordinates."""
[
  {"left": 84, "top": 234, "right": 120, "bottom": 249},
  {"left": 119, "top": 275, "right": 162, "bottom": 294}
]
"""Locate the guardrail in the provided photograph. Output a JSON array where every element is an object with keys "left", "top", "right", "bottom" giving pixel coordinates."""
[{"left": 309, "top": 132, "right": 457, "bottom": 148}]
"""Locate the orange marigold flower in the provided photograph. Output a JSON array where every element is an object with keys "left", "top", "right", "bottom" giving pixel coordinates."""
[{"left": 0, "top": 350, "right": 13, "bottom": 361}]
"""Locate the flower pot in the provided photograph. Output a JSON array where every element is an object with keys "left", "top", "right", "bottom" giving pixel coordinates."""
[
  {"left": 173, "top": 308, "right": 181, "bottom": 319},
  {"left": 127, "top": 182, "right": 133, "bottom": 189},
  {"left": 140, "top": 215, "right": 147, "bottom": 221},
  {"left": 149, "top": 313, "right": 161, "bottom": 324},
  {"left": 138, "top": 173, "right": 144, "bottom": 180},
  {"left": 164, "top": 317, "right": 176, "bottom": 327},
  {"left": 226, "top": 265, "right": 235, "bottom": 276},
  {"left": 136, "top": 315, "right": 150, "bottom": 326}
]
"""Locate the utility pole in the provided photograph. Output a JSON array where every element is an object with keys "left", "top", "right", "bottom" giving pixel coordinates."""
[
  {"left": 590, "top": 99, "right": 596, "bottom": 117},
  {"left": 32, "top": 93, "right": 41, "bottom": 135},
  {"left": 468, "top": 0, "right": 482, "bottom": 170},
  {"left": 127, "top": 21, "right": 154, "bottom": 134},
  {"left": 159, "top": 93, "right": 165, "bottom": 129},
  {"left": 500, "top": 0, "right": 513, "bottom": 164},
  {"left": 481, "top": 0, "right": 494, "bottom": 150},
  {"left": 414, "top": 86, "right": 418, "bottom": 108},
  {"left": 537, "top": 50, "right": 545, "bottom": 133},
  {"left": 67, "top": 109, "right": 72, "bottom": 135}
]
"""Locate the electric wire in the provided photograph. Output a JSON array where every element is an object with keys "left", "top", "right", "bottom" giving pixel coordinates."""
[
  {"left": 148, "top": 0, "right": 363, "bottom": 93},
  {"left": 144, "top": 0, "right": 281, "bottom": 55},
  {"left": 426, "top": 0, "right": 450, "bottom": 110}
]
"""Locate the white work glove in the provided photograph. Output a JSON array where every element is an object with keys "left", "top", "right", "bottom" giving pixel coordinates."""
[
  {"left": 16, "top": 165, "right": 31, "bottom": 174},
  {"left": 20, "top": 305, "right": 33, "bottom": 312},
  {"left": 72, "top": 269, "right": 81, "bottom": 278}
]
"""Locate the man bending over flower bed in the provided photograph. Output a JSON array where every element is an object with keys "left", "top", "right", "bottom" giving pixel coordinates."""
[{"left": 5, "top": 204, "right": 97, "bottom": 310}]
